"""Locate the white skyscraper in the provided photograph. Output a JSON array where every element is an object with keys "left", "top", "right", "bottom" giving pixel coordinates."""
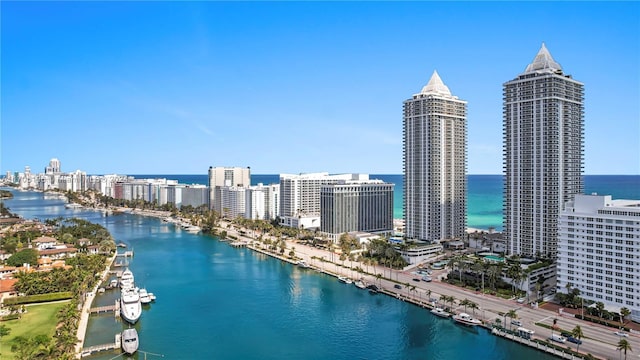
[
  {"left": 208, "top": 166, "right": 251, "bottom": 210},
  {"left": 557, "top": 194, "right": 640, "bottom": 323},
  {"left": 503, "top": 44, "right": 584, "bottom": 258},
  {"left": 403, "top": 71, "right": 467, "bottom": 243}
]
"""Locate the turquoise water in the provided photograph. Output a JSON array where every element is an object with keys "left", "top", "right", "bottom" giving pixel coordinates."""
[
  {"left": 134, "top": 174, "right": 640, "bottom": 231},
  {"left": 2, "top": 190, "right": 557, "bottom": 360}
]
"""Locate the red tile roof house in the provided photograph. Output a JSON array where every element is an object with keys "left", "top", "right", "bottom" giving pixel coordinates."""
[
  {"left": 38, "top": 247, "right": 78, "bottom": 260},
  {"left": 31, "top": 236, "right": 59, "bottom": 250},
  {"left": 0, "top": 278, "right": 18, "bottom": 303}
]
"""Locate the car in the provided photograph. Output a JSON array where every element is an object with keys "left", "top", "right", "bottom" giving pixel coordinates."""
[
  {"left": 511, "top": 320, "right": 522, "bottom": 326},
  {"left": 516, "top": 297, "right": 526, "bottom": 304},
  {"left": 421, "top": 276, "right": 432, "bottom": 282},
  {"left": 614, "top": 331, "right": 629, "bottom": 338},
  {"left": 549, "top": 334, "right": 566, "bottom": 343},
  {"left": 412, "top": 278, "right": 421, "bottom": 282},
  {"left": 561, "top": 332, "right": 582, "bottom": 344},
  {"left": 394, "top": 284, "right": 403, "bottom": 289}
]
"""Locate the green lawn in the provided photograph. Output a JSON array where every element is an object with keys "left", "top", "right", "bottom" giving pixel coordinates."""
[{"left": 0, "top": 301, "right": 68, "bottom": 360}]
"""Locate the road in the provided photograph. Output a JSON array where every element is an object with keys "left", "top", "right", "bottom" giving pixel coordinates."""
[{"left": 222, "top": 224, "right": 637, "bottom": 360}]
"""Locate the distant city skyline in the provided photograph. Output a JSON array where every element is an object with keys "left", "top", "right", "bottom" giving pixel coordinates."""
[{"left": 2, "top": 2, "right": 638, "bottom": 175}]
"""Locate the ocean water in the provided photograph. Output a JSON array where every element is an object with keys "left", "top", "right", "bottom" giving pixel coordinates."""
[
  {"left": 132, "top": 174, "right": 640, "bottom": 231},
  {"left": 1, "top": 191, "right": 557, "bottom": 360}
]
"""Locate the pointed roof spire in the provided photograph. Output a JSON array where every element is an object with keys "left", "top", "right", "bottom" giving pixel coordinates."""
[
  {"left": 420, "top": 70, "right": 451, "bottom": 96},
  {"left": 524, "top": 42, "right": 562, "bottom": 73}
]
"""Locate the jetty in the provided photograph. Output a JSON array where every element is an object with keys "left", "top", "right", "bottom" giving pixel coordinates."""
[
  {"left": 80, "top": 334, "right": 121, "bottom": 357},
  {"left": 89, "top": 300, "right": 120, "bottom": 318},
  {"left": 230, "top": 240, "right": 248, "bottom": 247},
  {"left": 116, "top": 250, "right": 134, "bottom": 257}
]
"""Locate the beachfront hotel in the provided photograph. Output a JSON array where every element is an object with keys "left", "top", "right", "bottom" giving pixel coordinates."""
[
  {"left": 403, "top": 71, "right": 467, "bottom": 243},
  {"left": 278, "top": 173, "right": 368, "bottom": 229},
  {"left": 557, "top": 194, "right": 640, "bottom": 322},
  {"left": 207, "top": 166, "right": 251, "bottom": 210},
  {"left": 320, "top": 179, "right": 394, "bottom": 241},
  {"left": 503, "top": 43, "right": 584, "bottom": 258}
]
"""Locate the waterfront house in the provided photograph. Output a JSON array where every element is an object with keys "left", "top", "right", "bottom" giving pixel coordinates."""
[{"left": 31, "top": 236, "right": 58, "bottom": 250}]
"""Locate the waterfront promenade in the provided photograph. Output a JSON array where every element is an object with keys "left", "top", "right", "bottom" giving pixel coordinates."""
[
  {"left": 75, "top": 252, "right": 117, "bottom": 358},
  {"left": 219, "top": 220, "right": 638, "bottom": 360}
]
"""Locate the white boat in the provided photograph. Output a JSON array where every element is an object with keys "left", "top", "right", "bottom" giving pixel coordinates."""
[
  {"left": 110, "top": 279, "right": 119, "bottom": 288},
  {"left": 121, "top": 328, "right": 139, "bottom": 355},
  {"left": 120, "top": 268, "right": 135, "bottom": 289},
  {"left": 338, "top": 276, "right": 351, "bottom": 284},
  {"left": 139, "top": 288, "right": 152, "bottom": 304},
  {"left": 354, "top": 280, "right": 367, "bottom": 289},
  {"left": 430, "top": 307, "right": 451, "bottom": 318},
  {"left": 186, "top": 225, "right": 201, "bottom": 233},
  {"left": 297, "top": 260, "right": 310, "bottom": 268},
  {"left": 452, "top": 312, "right": 482, "bottom": 326},
  {"left": 148, "top": 292, "right": 156, "bottom": 301},
  {"left": 120, "top": 287, "right": 142, "bottom": 324}
]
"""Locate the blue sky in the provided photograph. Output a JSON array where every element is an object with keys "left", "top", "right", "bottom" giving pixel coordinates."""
[{"left": 1, "top": 1, "right": 638, "bottom": 175}]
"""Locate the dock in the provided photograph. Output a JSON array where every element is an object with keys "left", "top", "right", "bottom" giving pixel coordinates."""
[
  {"left": 89, "top": 300, "right": 120, "bottom": 318},
  {"left": 80, "top": 334, "right": 121, "bottom": 357},
  {"left": 230, "top": 241, "right": 248, "bottom": 247},
  {"left": 116, "top": 250, "right": 134, "bottom": 257}
]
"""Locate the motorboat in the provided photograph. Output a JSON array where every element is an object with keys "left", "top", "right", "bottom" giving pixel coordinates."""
[
  {"left": 367, "top": 284, "right": 379, "bottom": 294},
  {"left": 110, "top": 279, "right": 119, "bottom": 288},
  {"left": 338, "top": 276, "right": 350, "bottom": 284},
  {"left": 297, "top": 260, "right": 310, "bottom": 268},
  {"left": 430, "top": 307, "right": 451, "bottom": 318},
  {"left": 148, "top": 292, "right": 156, "bottom": 301},
  {"left": 120, "top": 268, "right": 135, "bottom": 289},
  {"left": 139, "top": 288, "right": 152, "bottom": 304},
  {"left": 452, "top": 312, "right": 482, "bottom": 326},
  {"left": 121, "top": 328, "right": 139, "bottom": 355},
  {"left": 186, "top": 225, "right": 201, "bottom": 233},
  {"left": 120, "top": 287, "right": 142, "bottom": 324},
  {"left": 354, "top": 279, "right": 367, "bottom": 289}
]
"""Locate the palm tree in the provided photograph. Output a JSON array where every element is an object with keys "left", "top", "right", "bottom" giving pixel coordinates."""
[
  {"left": 620, "top": 307, "right": 631, "bottom": 327},
  {"left": 426, "top": 289, "right": 432, "bottom": 302},
  {"left": 468, "top": 300, "right": 479, "bottom": 317},
  {"left": 571, "top": 325, "right": 584, "bottom": 353},
  {"left": 617, "top": 339, "right": 632, "bottom": 360},
  {"left": 460, "top": 298, "right": 471, "bottom": 313},
  {"left": 506, "top": 309, "right": 518, "bottom": 330},
  {"left": 595, "top": 301, "right": 605, "bottom": 319},
  {"left": 439, "top": 294, "right": 448, "bottom": 308}
]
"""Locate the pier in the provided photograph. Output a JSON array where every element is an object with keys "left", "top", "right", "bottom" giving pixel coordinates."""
[
  {"left": 491, "top": 328, "right": 583, "bottom": 359},
  {"left": 116, "top": 250, "right": 134, "bottom": 257},
  {"left": 80, "top": 334, "right": 121, "bottom": 357},
  {"left": 89, "top": 300, "right": 120, "bottom": 318},
  {"left": 230, "top": 241, "right": 248, "bottom": 247}
]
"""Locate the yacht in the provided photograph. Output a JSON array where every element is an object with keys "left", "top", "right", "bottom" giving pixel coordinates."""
[
  {"left": 430, "top": 307, "right": 451, "bottom": 318},
  {"left": 338, "top": 276, "right": 352, "bottom": 284},
  {"left": 354, "top": 279, "right": 367, "bottom": 289},
  {"left": 148, "top": 292, "right": 156, "bottom": 301},
  {"left": 139, "top": 288, "right": 152, "bottom": 304},
  {"left": 121, "top": 328, "right": 139, "bottom": 355},
  {"left": 120, "top": 268, "right": 135, "bottom": 289},
  {"left": 186, "top": 225, "right": 201, "bottom": 233},
  {"left": 120, "top": 287, "right": 142, "bottom": 324},
  {"left": 297, "top": 260, "right": 310, "bottom": 268},
  {"left": 452, "top": 312, "right": 482, "bottom": 326}
]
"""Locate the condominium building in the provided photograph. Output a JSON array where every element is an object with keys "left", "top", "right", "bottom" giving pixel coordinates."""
[
  {"left": 207, "top": 166, "right": 251, "bottom": 210},
  {"left": 503, "top": 43, "right": 584, "bottom": 258},
  {"left": 245, "top": 183, "right": 279, "bottom": 220},
  {"left": 557, "top": 194, "right": 640, "bottom": 322},
  {"left": 403, "top": 70, "right": 467, "bottom": 243},
  {"left": 320, "top": 179, "right": 394, "bottom": 241},
  {"left": 216, "top": 186, "right": 246, "bottom": 219}
]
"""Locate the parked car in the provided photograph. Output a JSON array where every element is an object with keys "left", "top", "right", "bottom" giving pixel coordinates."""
[
  {"left": 549, "top": 334, "right": 566, "bottom": 343},
  {"left": 561, "top": 332, "right": 582, "bottom": 344}
]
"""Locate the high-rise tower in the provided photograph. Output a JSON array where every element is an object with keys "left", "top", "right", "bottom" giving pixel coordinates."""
[
  {"left": 403, "top": 71, "right": 467, "bottom": 243},
  {"left": 503, "top": 43, "right": 584, "bottom": 258}
]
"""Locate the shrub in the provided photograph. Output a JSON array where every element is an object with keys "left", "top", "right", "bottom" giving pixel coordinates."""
[{"left": 3, "top": 292, "right": 73, "bottom": 306}]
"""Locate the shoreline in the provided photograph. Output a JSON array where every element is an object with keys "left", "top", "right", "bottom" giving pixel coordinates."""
[{"left": 74, "top": 252, "right": 117, "bottom": 358}]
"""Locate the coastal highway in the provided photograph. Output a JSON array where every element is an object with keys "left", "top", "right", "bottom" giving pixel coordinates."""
[{"left": 222, "top": 224, "right": 636, "bottom": 360}]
